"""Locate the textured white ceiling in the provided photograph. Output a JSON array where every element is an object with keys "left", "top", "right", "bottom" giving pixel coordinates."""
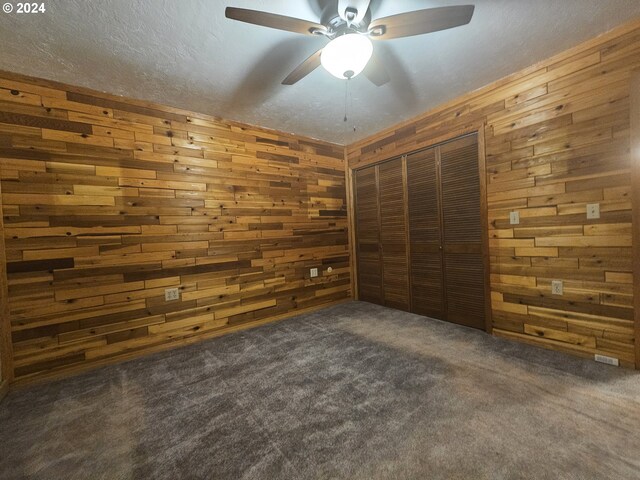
[{"left": 1, "top": 0, "right": 639, "bottom": 144}]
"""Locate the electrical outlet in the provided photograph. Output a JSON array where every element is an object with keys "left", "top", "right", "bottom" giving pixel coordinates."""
[
  {"left": 594, "top": 354, "right": 619, "bottom": 366},
  {"left": 586, "top": 203, "right": 600, "bottom": 219},
  {"left": 551, "top": 280, "right": 563, "bottom": 296},
  {"left": 165, "top": 287, "right": 180, "bottom": 301},
  {"left": 509, "top": 211, "right": 520, "bottom": 225},
  {"left": 310, "top": 268, "right": 318, "bottom": 278}
]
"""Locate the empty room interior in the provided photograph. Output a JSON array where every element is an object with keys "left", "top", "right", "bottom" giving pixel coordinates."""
[{"left": 1, "top": 0, "right": 640, "bottom": 478}]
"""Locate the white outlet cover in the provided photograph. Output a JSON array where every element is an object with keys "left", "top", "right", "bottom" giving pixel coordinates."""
[
  {"left": 551, "top": 280, "right": 563, "bottom": 296},
  {"left": 310, "top": 268, "right": 318, "bottom": 278},
  {"left": 165, "top": 287, "right": 180, "bottom": 301},
  {"left": 509, "top": 211, "right": 520, "bottom": 225},
  {"left": 586, "top": 203, "right": 600, "bottom": 219}
]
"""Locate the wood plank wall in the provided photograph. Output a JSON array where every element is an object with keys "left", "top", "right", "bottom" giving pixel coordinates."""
[
  {"left": 632, "top": 70, "right": 640, "bottom": 369},
  {"left": 0, "top": 71, "right": 350, "bottom": 385},
  {"left": 0, "top": 178, "right": 10, "bottom": 394},
  {"left": 347, "top": 20, "right": 640, "bottom": 367}
]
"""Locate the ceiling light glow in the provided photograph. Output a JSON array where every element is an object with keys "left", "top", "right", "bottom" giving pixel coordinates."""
[{"left": 321, "top": 33, "right": 373, "bottom": 80}]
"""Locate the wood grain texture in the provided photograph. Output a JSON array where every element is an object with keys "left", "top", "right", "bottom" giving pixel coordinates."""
[
  {"left": 348, "top": 21, "right": 639, "bottom": 367},
  {"left": 0, "top": 72, "right": 350, "bottom": 384},
  {"left": 632, "top": 70, "right": 640, "bottom": 369},
  {"left": 0, "top": 179, "right": 11, "bottom": 384},
  {"left": 345, "top": 151, "right": 358, "bottom": 301},
  {"left": 0, "top": 378, "right": 7, "bottom": 403},
  {"left": 477, "top": 128, "right": 493, "bottom": 333}
]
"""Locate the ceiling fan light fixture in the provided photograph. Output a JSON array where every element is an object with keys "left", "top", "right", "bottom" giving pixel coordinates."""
[{"left": 321, "top": 33, "right": 373, "bottom": 80}]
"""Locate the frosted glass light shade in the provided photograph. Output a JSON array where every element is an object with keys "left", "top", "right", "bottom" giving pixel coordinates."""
[{"left": 321, "top": 34, "right": 373, "bottom": 80}]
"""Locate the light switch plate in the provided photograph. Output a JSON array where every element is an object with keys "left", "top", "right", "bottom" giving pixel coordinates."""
[
  {"left": 165, "top": 287, "right": 180, "bottom": 301},
  {"left": 310, "top": 268, "right": 318, "bottom": 278},
  {"left": 551, "top": 280, "right": 563, "bottom": 296},
  {"left": 586, "top": 203, "right": 600, "bottom": 219},
  {"left": 509, "top": 211, "right": 520, "bottom": 225}
]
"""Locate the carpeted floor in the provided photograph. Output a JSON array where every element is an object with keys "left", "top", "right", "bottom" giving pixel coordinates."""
[{"left": 1, "top": 301, "right": 639, "bottom": 480}]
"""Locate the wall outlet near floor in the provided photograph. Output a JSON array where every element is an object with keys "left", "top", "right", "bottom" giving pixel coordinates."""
[
  {"left": 594, "top": 354, "right": 619, "bottom": 367},
  {"left": 165, "top": 287, "right": 180, "bottom": 301},
  {"left": 310, "top": 268, "right": 318, "bottom": 278},
  {"left": 509, "top": 211, "right": 520, "bottom": 225},
  {"left": 586, "top": 203, "right": 600, "bottom": 219},
  {"left": 551, "top": 280, "right": 563, "bottom": 296}
]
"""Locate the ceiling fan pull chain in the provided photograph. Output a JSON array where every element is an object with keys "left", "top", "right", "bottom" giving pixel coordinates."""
[
  {"left": 350, "top": 80, "right": 356, "bottom": 133},
  {"left": 344, "top": 78, "right": 349, "bottom": 123}
]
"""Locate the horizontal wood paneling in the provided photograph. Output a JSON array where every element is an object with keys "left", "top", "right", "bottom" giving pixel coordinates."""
[
  {"left": 632, "top": 70, "right": 640, "bottom": 369},
  {"left": 0, "top": 72, "right": 350, "bottom": 384},
  {"left": 348, "top": 20, "right": 640, "bottom": 367},
  {"left": 0, "top": 179, "right": 10, "bottom": 386}
]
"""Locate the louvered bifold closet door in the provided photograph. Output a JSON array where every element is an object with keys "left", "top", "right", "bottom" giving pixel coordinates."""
[
  {"left": 439, "top": 134, "right": 485, "bottom": 329},
  {"left": 355, "top": 166, "right": 383, "bottom": 304},
  {"left": 378, "top": 159, "right": 410, "bottom": 310},
  {"left": 406, "top": 148, "right": 444, "bottom": 318}
]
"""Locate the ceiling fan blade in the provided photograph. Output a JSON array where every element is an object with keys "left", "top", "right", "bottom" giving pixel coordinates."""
[
  {"left": 363, "top": 53, "right": 390, "bottom": 87},
  {"left": 225, "top": 7, "right": 328, "bottom": 36},
  {"left": 369, "top": 5, "right": 475, "bottom": 40},
  {"left": 282, "top": 48, "right": 324, "bottom": 85}
]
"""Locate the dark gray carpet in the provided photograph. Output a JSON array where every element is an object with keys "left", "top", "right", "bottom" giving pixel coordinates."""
[{"left": 1, "top": 301, "right": 639, "bottom": 480}]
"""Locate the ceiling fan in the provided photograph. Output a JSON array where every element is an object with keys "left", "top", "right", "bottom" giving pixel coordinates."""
[{"left": 225, "top": 1, "right": 475, "bottom": 86}]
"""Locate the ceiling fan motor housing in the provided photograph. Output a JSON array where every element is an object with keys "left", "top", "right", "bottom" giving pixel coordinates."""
[
  {"left": 344, "top": 7, "right": 358, "bottom": 25},
  {"left": 323, "top": 8, "right": 372, "bottom": 36}
]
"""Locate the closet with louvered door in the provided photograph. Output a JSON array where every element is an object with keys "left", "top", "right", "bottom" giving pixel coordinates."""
[
  {"left": 354, "top": 133, "right": 486, "bottom": 330},
  {"left": 439, "top": 135, "right": 485, "bottom": 329},
  {"left": 378, "top": 158, "right": 410, "bottom": 311},
  {"left": 406, "top": 147, "right": 444, "bottom": 319},
  {"left": 354, "top": 166, "right": 383, "bottom": 304}
]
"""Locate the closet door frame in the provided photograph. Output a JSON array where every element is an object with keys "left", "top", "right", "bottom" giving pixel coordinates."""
[{"left": 348, "top": 123, "right": 492, "bottom": 333}]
